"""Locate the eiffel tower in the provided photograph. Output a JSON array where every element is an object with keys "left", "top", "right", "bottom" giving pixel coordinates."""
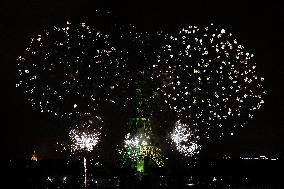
[{"left": 118, "top": 69, "right": 164, "bottom": 175}]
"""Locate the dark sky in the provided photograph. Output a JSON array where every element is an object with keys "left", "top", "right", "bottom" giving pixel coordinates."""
[{"left": 1, "top": 1, "right": 284, "bottom": 161}]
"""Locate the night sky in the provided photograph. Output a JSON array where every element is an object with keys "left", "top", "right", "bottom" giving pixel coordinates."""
[{"left": 1, "top": 1, "right": 284, "bottom": 161}]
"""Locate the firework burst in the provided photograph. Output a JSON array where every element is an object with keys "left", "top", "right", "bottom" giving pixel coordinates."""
[
  {"left": 16, "top": 19, "right": 266, "bottom": 159},
  {"left": 55, "top": 115, "right": 103, "bottom": 157},
  {"left": 148, "top": 23, "right": 265, "bottom": 143},
  {"left": 170, "top": 120, "right": 201, "bottom": 157},
  {"left": 16, "top": 21, "right": 133, "bottom": 119}
]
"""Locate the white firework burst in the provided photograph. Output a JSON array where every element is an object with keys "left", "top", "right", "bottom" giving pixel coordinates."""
[
  {"left": 69, "top": 128, "right": 101, "bottom": 153},
  {"left": 149, "top": 23, "right": 265, "bottom": 140},
  {"left": 170, "top": 120, "right": 201, "bottom": 157},
  {"left": 119, "top": 132, "right": 150, "bottom": 160},
  {"left": 16, "top": 21, "right": 132, "bottom": 119}
]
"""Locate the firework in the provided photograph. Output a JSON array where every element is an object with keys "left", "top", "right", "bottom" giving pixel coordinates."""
[
  {"left": 119, "top": 132, "right": 150, "bottom": 160},
  {"left": 69, "top": 128, "right": 100, "bottom": 153},
  {"left": 16, "top": 19, "right": 266, "bottom": 159},
  {"left": 170, "top": 120, "right": 201, "bottom": 157},
  {"left": 148, "top": 23, "right": 265, "bottom": 143},
  {"left": 56, "top": 115, "right": 104, "bottom": 156},
  {"left": 16, "top": 21, "right": 133, "bottom": 119},
  {"left": 118, "top": 132, "right": 164, "bottom": 168},
  {"left": 69, "top": 116, "right": 102, "bottom": 154}
]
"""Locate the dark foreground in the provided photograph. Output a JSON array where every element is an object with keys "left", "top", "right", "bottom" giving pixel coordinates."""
[{"left": 2, "top": 158, "right": 283, "bottom": 188}]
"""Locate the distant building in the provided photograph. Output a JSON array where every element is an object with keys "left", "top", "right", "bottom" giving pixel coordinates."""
[
  {"left": 240, "top": 155, "right": 278, "bottom": 161},
  {"left": 31, "top": 150, "right": 38, "bottom": 161}
]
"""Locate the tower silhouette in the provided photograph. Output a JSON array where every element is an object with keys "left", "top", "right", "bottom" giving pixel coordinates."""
[{"left": 118, "top": 68, "right": 164, "bottom": 176}]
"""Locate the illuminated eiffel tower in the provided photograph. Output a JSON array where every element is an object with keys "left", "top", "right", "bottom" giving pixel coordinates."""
[{"left": 118, "top": 69, "right": 164, "bottom": 175}]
